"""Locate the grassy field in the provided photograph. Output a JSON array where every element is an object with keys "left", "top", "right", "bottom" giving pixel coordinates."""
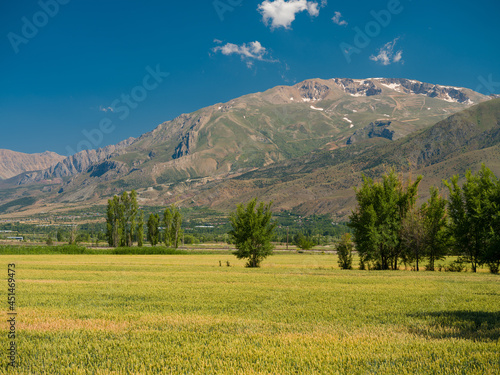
[{"left": 1, "top": 253, "right": 499, "bottom": 374}]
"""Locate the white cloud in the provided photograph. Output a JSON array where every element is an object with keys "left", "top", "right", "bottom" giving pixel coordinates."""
[
  {"left": 370, "top": 38, "right": 403, "bottom": 66},
  {"left": 332, "top": 11, "right": 347, "bottom": 26},
  {"left": 258, "top": 0, "right": 322, "bottom": 29},
  {"left": 99, "top": 106, "right": 114, "bottom": 112},
  {"left": 212, "top": 41, "right": 277, "bottom": 68}
]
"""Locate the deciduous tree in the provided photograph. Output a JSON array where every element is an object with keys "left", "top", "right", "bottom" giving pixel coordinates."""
[
  {"left": 229, "top": 199, "right": 276, "bottom": 268},
  {"left": 445, "top": 165, "right": 497, "bottom": 272},
  {"left": 349, "top": 169, "right": 422, "bottom": 270},
  {"left": 421, "top": 187, "right": 450, "bottom": 270}
]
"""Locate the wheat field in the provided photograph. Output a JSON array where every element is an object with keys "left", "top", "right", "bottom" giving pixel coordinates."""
[{"left": 1, "top": 253, "right": 498, "bottom": 374}]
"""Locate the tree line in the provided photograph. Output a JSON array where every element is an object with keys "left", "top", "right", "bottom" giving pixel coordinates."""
[
  {"left": 101, "top": 166, "right": 499, "bottom": 274},
  {"left": 349, "top": 165, "right": 500, "bottom": 274},
  {"left": 106, "top": 190, "right": 182, "bottom": 248}
]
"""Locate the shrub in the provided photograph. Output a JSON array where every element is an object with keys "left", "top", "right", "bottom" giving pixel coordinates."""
[
  {"left": 446, "top": 258, "right": 467, "bottom": 272},
  {"left": 183, "top": 234, "right": 199, "bottom": 245},
  {"left": 294, "top": 232, "right": 315, "bottom": 250},
  {"left": 337, "top": 233, "right": 354, "bottom": 270}
]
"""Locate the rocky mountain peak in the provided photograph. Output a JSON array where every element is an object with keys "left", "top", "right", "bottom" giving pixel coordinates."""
[
  {"left": 296, "top": 80, "right": 331, "bottom": 101},
  {"left": 332, "top": 78, "right": 382, "bottom": 97},
  {"left": 12, "top": 137, "right": 135, "bottom": 184},
  {"left": 0, "top": 149, "right": 65, "bottom": 180},
  {"left": 373, "top": 78, "right": 473, "bottom": 104}
]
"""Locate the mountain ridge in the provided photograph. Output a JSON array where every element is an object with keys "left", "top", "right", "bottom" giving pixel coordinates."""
[
  {"left": 0, "top": 149, "right": 64, "bottom": 180},
  {"left": 0, "top": 78, "right": 495, "bottom": 218}
]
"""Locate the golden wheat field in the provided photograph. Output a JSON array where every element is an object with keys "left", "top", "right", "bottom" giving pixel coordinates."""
[{"left": 1, "top": 253, "right": 499, "bottom": 374}]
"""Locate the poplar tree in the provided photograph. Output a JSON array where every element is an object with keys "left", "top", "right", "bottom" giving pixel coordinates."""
[
  {"left": 120, "top": 191, "right": 138, "bottom": 247},
  {"left": 163, "top": 206, "right": 173, "bottom": 247},
  {"left": 172, "top": 208, "right": 182, "bottom": 248},
  {"left": 147, "top": 213, "right": 160, "bottom": 246},
  {"left": 137, "top": 211, "right": 144, "bottom": 247},
  {"left": 106, "top": 190, "right": 141, "bottom": 247},
  {"left": 106, "top": 195, "right": 122, "bottom": 247}
]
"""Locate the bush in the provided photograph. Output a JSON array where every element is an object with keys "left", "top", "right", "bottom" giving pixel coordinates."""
[
  {"left": 183, "top": 234, "right": 199, "bottom": 245},
  {"left": 110, "top": 247, "right": 187, "bottom": 255},
  {"left": 337, "top": 233, "right": 354, "bottom": 270},
  {"left": 0, "top": 245, "right": 187, "bottom": 255},
  {"left": 0, "top": 245, "right": 87, "bottom": 255},
  {"left": 294, "top": 232, "right": 315, "bottom": 250},
  {"left": 446, "top": 259, "right": 467, "bottom": 272},
  {"left": 487, "top": 261, "right": 499, "bottom": 274}
]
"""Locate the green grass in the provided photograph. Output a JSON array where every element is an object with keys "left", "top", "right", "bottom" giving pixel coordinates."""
[
  {"left": 0, "top": 245, "right": 187, "bottom": 255},
  {"left": 1, "top": 253, "right": 498, "bottom": 374}
]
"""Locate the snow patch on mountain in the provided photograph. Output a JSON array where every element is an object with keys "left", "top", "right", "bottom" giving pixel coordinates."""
[{"left": 310, "top": 105, "right": 324, "bottom": 111}]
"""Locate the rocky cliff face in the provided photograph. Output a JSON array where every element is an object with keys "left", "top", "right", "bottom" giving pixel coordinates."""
[
  {"left": 0, "top": 150, "right": 65, "bottom": 179},
  {"left": 282, "top": 77, "right": 485, "bottom": 105},
  {"left": 326, "top": 78, "right": 483, "bottom": 104},
  {"left": 297, "top": 81, "right": 332, "bottom": 101},
  {"left": 13, "top": 137, "right": 135, "bottom": 184},
  {"left": 374, "top": 78, "right": 473, "bottom": 103},
  {"left": 346, "top": 121, "right": 396, "bottom": 145},
  {"left": 332, "top": 78, "right": 382, "bottom": 97}
]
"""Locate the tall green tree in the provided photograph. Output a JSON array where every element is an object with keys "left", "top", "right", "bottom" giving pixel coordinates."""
[
  {"left": 229, "top": 199, "right": 276, "bottom": 268},
  {"left": 119, "top": 191, "right": 138, "bottom": 247},
  {"left": 349, "top": 170, "right": 422, "bottom": 270},
  {"left": 56, "top": 230, "right": 64, "bottom": 242},
  {"left": 485, "top": 179, "right": 500, "bottom": 273},
  {"left": 147, "top": 213, "right": 160, "bottom": 246},
  {"left": 111, "top": 195, "right": 123, "bottom": 247},
  {"left": 162, "top": 205, "right": 182, "bottom": 248},
  {"left": 137, "top": 211, "right": 144, "bottom": 247},
  {"left": 163, "top": 206, "right": 173, "bottom": 247},
  {"left": 106, "top": 191, "right": 140, "bottom": 247},
  {"left": 171, "top": 206, "right": 182, "bottom": 249},
  {"left": 421, "top": 187, "right": 450, "bottom": 270},
  {"left": 400, "top": 208, "right": 426, "bottom": 271},
  {"left": 445, "top": 164, "right": 498, "bottom": 272}
]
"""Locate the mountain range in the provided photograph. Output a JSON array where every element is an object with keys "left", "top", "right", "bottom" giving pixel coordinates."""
[
  {"left": 0, "top": 77, "right": 498, "bottom": 219},
  {"left": 0, "top": 150, "right": 64, "bottom": 180}
]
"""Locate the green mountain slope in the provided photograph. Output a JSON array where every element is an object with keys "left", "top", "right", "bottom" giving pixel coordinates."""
[
  {"left": 0, "top": 79, "right": 493, "bottom": 217},
  {"left": 169, "top": 98, "right": 500, "bottom": 219}
]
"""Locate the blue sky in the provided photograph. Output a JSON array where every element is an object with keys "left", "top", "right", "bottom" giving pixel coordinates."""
[{"left": 1, "top": 0, "right": 499, "bottom": 155}]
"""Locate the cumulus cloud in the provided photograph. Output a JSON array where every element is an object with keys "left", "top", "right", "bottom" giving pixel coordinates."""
[
  {"left": 99, "top": 106, "right": 114, "bottom": 112},
  {"left": 258, "top": 0, "right": 322, "bottom": 29},
  {"left": 370, "top": 38, "right": 403, "bottom": 66},
  {"left": 332, "top": 11, "right": 347, "bottom": 26},
  {"left": 212, "top": 41, "right": 277, "bottom": 68}
]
